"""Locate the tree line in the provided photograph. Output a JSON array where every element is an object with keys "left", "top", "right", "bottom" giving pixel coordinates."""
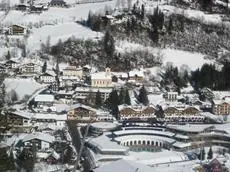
[{"left": 191, "top": 62, "right": 230, "bottom": 91}]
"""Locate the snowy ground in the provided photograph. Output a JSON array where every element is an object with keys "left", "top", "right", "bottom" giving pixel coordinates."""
[
  {"left": 0, "top": 0, "right": 116, "bottom": 53},
  {"left": 27, "top": 22, "right": 102, "bottom": 51},
  {"left": 116, "top": 40, "right": 213, "bottom": 70},
  {"left": 4, "top": 78, "right": 44, "bottom": 100}
]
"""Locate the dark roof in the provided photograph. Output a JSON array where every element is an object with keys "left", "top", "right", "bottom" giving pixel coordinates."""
[{"left": 50, "top": 0, "right": 66, "bottom": 5}]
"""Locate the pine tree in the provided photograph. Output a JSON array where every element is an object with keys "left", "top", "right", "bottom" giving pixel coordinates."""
[
  {"left": 167, "top": 18, "right": 173, "bottom": 34},
  {"left": 124, "top": 89, "right": 131, "bottom": 105},
  {"left": 106, "top": 90, "right": 120, "bottom": 119},
  {"left": 138, "top": 86, "right": 149, "bottom": 106},
  {"left": 87, "top": 11, "right": 92, "bottom": 27},
  {"left": 95, "top": 90, "right": 102, "bottom": 108},
  {"left": 103, "top": 30, "right": 115, "bottom": 61},
  {"left": 42, "top": 61, "right": 47, "bottom": 73},
  {"left": 207, "top": 147, "right": 213, "bottom": 159},
  {"left": 5, "top": 51, "right": 11, "bottom": 60},
  {"left": 141, "top": 4, "right": 145, "bottom": 19},
  {"left": 118, "top": 87, "right": 125, "bottom": 105},
  {"left": 201, "top": 148, "right": 205, "bottom": 160}
]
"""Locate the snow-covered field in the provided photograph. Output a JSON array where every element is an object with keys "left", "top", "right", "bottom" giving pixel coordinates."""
[
  {"left": 4, "top": 78, "right": 44, "bottom": 100},
  {"left": 161, "top": 48, "right": 214, "bottom": 71},
  {"left": 27, "top": 22, "right": 102, "bottom": 51},
  {"left": 116, "top": 40, "right": 213, "bottom": 70},
  {"left": 0, "top": 0, "right": 116, "bottom": 53}
]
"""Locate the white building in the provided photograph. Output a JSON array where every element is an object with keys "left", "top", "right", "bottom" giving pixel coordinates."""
[
  {"left": 34, "top": 94, "right": 55, "bottom": 107},
  {"left": 62, "top": 66, "right": 83, "bottom": 79},
  {"left": 39, "top": 71, "right": 56, "bottom": 84},
  {"left": 22, "top": 132, "right": 55, "bottom": 150},
  {"left": 91, "top": 68, "right": 112, "bottom": 88}
]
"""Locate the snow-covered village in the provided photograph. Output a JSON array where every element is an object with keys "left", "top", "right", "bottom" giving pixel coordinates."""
[{"left": 0, "top": 0, "right": 230, "bottom": 171}]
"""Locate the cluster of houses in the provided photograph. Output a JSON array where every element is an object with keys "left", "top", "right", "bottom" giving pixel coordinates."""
[
  {"left": 0, "top": 56, "right": 230, "bottom": 170},
  {"left": 15, "top": 0, "right": 68, "bottom": 13}
]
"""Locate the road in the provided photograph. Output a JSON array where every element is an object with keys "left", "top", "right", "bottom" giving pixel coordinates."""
[{"left": 67, "top": 121, "right": 94, "bottom": 172}]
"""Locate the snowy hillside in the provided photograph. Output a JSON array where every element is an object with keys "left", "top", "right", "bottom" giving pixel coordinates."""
[{"left": 4, "top": 78, "right": 44, "bottom": 100}]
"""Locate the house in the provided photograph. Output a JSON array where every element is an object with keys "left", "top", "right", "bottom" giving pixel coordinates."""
[
  {"left": 8, "top": 25, "right": 26, "bottom": 35},
  {"left": 55, "top": 90, "right": 75, "bottom": 104},
  {"left": 62, "top": 66, "right": 83, "bottom": 79},
  {"left": 67, "top": 104, "right": 97, "bottom": 121},
  {"left": 202, "top": 158, "right": 223, "bottom": 172},
  {"left": 212, "top": 99, "right": 230, "bottom": 115},
  {"left": 16, "top": 4, "right": 29, "bottom": 11},
  {"left": 74, "top": 87, "right": 112, "bottom": 102},
  {"left": 6, "top": 111, "right": 32, "bottom": 127},
  {"left": 4, "top": 60, "right": 19, "bottom": 71},
  {"left": 20, "top": 62, "right": 42, "bottom": 75},
  {"left": 45, "top": 150, "right": 60, "bottom": 164},
  {"left": 34, "top": 94, "right": 55, "bottom": 107},
  {"left": 128, "top": 69, "right": 145, "bottom": 81},
  {"left": 39, "top": 71, "right": 56, "bottom": 84},
  {"left": 165, "top": 92, "right": 178, "bottom": 102},
  {"left": 91, "top": 68, "right": 113, "bottom": 88},
  {"left": 32, "top": 114, "right": 67, "bottom": 128},
  {"left": 50, "top": 0, "right": 67, "bottom": 7},
  {"left": 119, "top": 105, "right": 155, "bottom": 120},
  {"left": 21, "top": 132, "right": 55, "bottom": 150},
  {"left": 0, "top": 65, "right": 6, "bottom": 75},
  {"left": 30, "top": 5, "right": 44, "bottom": 13}
]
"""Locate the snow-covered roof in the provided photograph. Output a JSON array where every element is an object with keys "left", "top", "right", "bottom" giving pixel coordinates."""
[
  {"left": 91, "top": 71, "right": 112, "bottom": 80},
  {"left": 33, "top": 114, "right": 67, "bottom": 121},
  {"left": 114, "top": 135, "right": 175, "bottom": 144},
  {"left": 10, "top": 110, "right": 33, "bottom": 119},
  {"left": 75, "top": 87, "right": 112, "bottom": 93},
  {"left": 125, "top": 150, "right": 189, "bottom": 165},
  {"left": 129, "top": 69, "right": 145, "bottom": 78},
  {"left": 40, "top": 70, "right": 56, "bottom": 77},
  {"left": 91, "top": 122, "right": 118, "bottom": 131},
  {"left": 87, "top": 134, "right": 128, "bottom": 153},
  {"left": 166, "top": 124, "right": 214, "bottom": 133},
  {"left": 94, "top": 159, "right": 154, "bottom": 172},
  {"left": 22, "top": 132, "right": 55, "bottom": 143},
  {"left": 113, "top": 130, "right": 175, "bottom": 137},
  {"left": 213, "top": 99, "right": 230, "bottom": 105},
  {"left": 34, "top": 94, "right": 54, "bottom": 102}
]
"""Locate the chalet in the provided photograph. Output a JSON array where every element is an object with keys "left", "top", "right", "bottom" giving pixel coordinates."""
[
  {"left": 67, "top": 104, "right": 97, "bottom": 121},
  {"left": 20, "top": 62, "right": 42, "bottom": 75},
  {"left": 0, "top": 65, "right": 6, "bottom": 74},
  {"left": 34, "top": 94, "right": 55, "bottom": 107},
  {"left": 30, "top": 5, "right": 44, "bottom": 13},
  {"left": 4, "top": 59, "right": 19, "bottom": 71},
  {"left": 39, "top": 71, "right": 56, "bottom": 84},
  {"left": 55, "top": 90, "right": 74, "bottom": 104},
  {"left": 16, "top": 4, "right": 29, "bottom": 11},
  {"left": 8, "top": 25, "right": 26, "bottom": 35},
  {"left": 119, "top": 105, "right": 155, "bottom": 120},
  {"left": 212, "top": 99, "right": 230, "bottom": 115},
  {"left": 128, "top": 69, "right": 145, "bottom": 81},
  {"left": 21, "top": 132, "right": 55, "bottom": 150},
  {"left": 74, "top": 87, "right": 112, "bottom": 102},
  {"left": 6, "top": 111, "right": 32, "bottom": 127},
  {"left": 91, "top": 68, "right": 112, "bottom": 88},
  {"left": 101, "top": 15, "right": 116, "bottom": 25},
  {"left": 50, "top": 0, "right": 67, "bottom": 7},
  {"left": 164, "top": 106, "right": 199, "bottom": 116},
  {"left": 62, "top": 66, "right": 83, "bottom": 79}
]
